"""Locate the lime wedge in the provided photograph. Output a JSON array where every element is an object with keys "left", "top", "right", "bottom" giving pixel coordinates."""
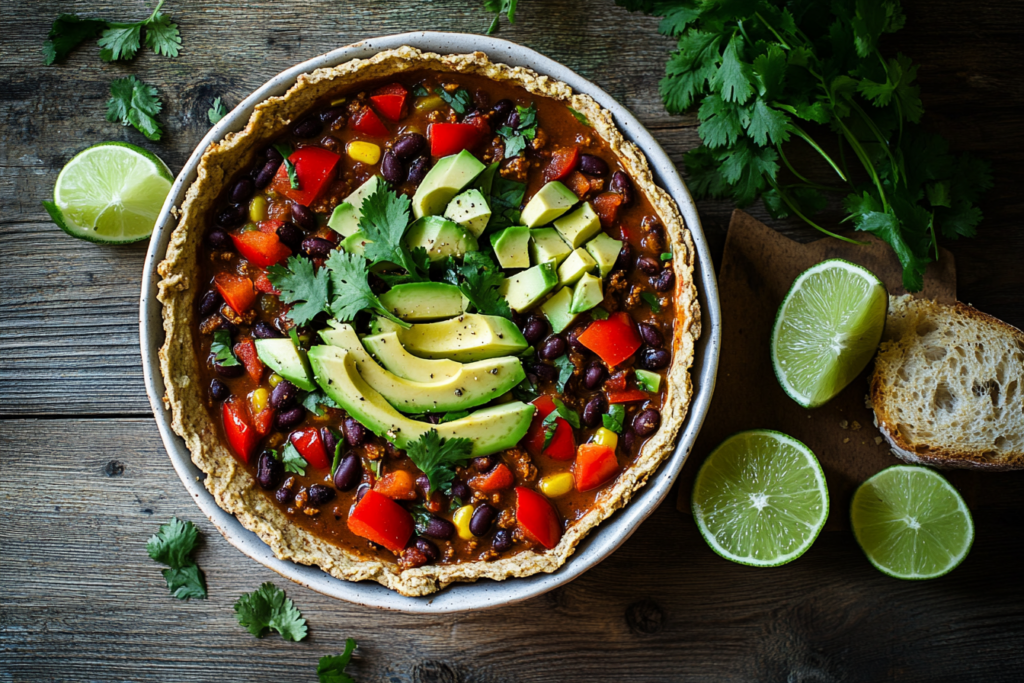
[
  {"left": 851, "top": 466, "right": 974, "bottom": 580},
  {"left": 44, "top": 142, "right": 173, "bottom": 244},
  {"left": 771, "top": 259, "right": 888, "bottom": 408},
  {"left": 692, "top": 430, "right": 828, "bottom": 567}
]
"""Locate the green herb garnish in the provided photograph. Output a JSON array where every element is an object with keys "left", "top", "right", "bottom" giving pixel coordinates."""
[
  {"left": 552, "top": 354, "right": 575, "bottom": 392},
  {"left": 359, "top": 185, "right": 430, "bottom": 283},
  {"left": 210, "top": 329, "right": 240, "bottom": 367},
  {"left": 454, "top": 251, "right": 513, "bottom": 319},
  {"left": 274, "top": 443, "right": 308, "bottom": 476},
  {"left": 42, "top": 15, "right": 106, "bottom": 65},
  {"left": 267, "top": 255, "right": 331, "bottom": 327},
  {"left": 208, "top": 97, "right": 227, "bottom": 125},
  {"left": 273, "top": 144, "right": 300, "bottom": 190},
  {"left": 497, "top": 103, "right": 538, "bottom": 158},
  {"left": 567, "top": 106, "right": 591, "bottom": 127},
  {"left": 542, "top": 397, "right": 580, "bottom": 449},
  {"left": 484, "top": 0, "right": 520, "bottom": 34},
  {"left": 44, "top": 0, "right": 180, "bottom": 65},
  {"left": 105, "top": 76, "right": 164, "bottom": 141},
  {"left": 146, "top": 517, "right": 207, "bottom": 600},
  {"left": 434, "top": 86, "right": 473, "bottom": 115},
  {"left": 301, "top": 390, "right": 339, "bottom": 417},
  {"left": 405, "top": 429, "right": 474, "bottom": 495},
  {"left": 511, "top": 375, "right": 540, "bottom": 402},
  {"left": 589, "top": 307, "right": 610, "bottom": 321},
  {"left": 317, "top": 638, "right": 357, "bottom": 683},
  {"left": 326, "top": 251, "right": 410, "bottom": 327},
  {"left": 486, "top": 177, "right": 527, "bottom": 233},
  {"left": 602, "top": 404, "right": 625, "bottom": 433},
  {"left": 233, "top": 582, "right": 308, "bottom": 641},
  {"left": 641, "top": 291, "right": 661, "bottom": 313}
]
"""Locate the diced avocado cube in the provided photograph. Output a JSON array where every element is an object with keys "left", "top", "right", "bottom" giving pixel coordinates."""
[
  {"left": 585, "top": 232, "right": 623, "bottom": 277},
  {"left": 529, "top": 228, "right": 572, "bottom": 266},
  {"left": 570, "top": 272, "right": 604, "bottom": 314},
  {"left": 635, "top": 368, "right": 662, "bottom": 393},
  {"left": 557, "top": 248, "right": 598, "bottom": 287},
  {"left": 254, "top": 338, "right": 315, "bottom": 391},
  {"left": 553, "top": 202, "right": 601, "bottom": 248},
  {"left": 328, "top": 176, "right": 384, "bottom": 237},
  {"left": 412, "top": 150, "right": 486, "bottom": 219},
  {"left": 520, "top": 181, "right": 577, "bottom": 228},
  {"left": 444, "top": 189, "right": 492, "bottom": 238},
  {"left": 340, "top": 230, "right": 367, "bottom": 256},
  {"left": 490, "top": 226, "right": 531, "bottom": 269},
  {"left": 539, "top": 286, "right": 577, "bottom": 334},
  {"left": 378, "top": 282, "right": 468, "bottom": 321},
  {"left": 499, "top": 262, "right": 558, "bottom": 312},
  {"left": 473, "top": 161, "right": 500, "bottom": 197},
  {"left": 404, "top": 216, "right": 479, "bottom": 261}
]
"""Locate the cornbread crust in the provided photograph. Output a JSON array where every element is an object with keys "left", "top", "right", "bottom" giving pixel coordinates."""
[{"left": 157, "top": 47, "right": 699, "bottom": 596}]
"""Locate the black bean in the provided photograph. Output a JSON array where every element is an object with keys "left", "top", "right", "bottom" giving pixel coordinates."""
[
  {"left": 355, "top": 483, "right": 370, "bottom": 502},
  {"left": 640, "top": 348, "right": 670, "bottom": 370},
  {"left": 426, "top": 413, "right": 441, "bottom": 425},
  {"left": 653, "top": 269, "right": 675, "bottom": 292},
  {"left": 423, "top": 516, "right": 455, "bottom": 540},
  {"left": 385, "top": 440, "right": 402, "bottom": 458},
  {"left": 230, "top": 178, "right": 255, "bottom": 204},
  {"left": 276, "top": 223, "right": 303, "bottom": 251},
  {"left": 638, "top": 323, "right": 663, "bottom": 349},
  {"left": 537, "top": 334, "right": 567, "bottom": 361},
  {"left": 217, "top": 315, "right": 239, "bottom": 336},
  {"left": 406, "top": 156, "right": 429, "bottom": 185},
  {"left": 290, "top": 203, "right": 317, "bottom": 230},
  {"left": 308, "top": 484, "right": 335, "bottom": 505},
  {"left": 521, "top": 315, "right": 548, "bottom": 345},
  {"left": 472, "top": 457, "right": 494, "bottom": 473},
  {"left": 416, "top": 474, "right": 431, "bottom": 497},
  {"left": 319, "top": 107, "right": 346, "bottom": 125},
  {"left": 254, "top": 159, "right": 282, "bottom": 189},
  {"left": 622, "top": 429, "right": 636, "bottom": 451},
  {"left": 583, "top": 361, "right": 607, "bottom": 390},
  {"left": 292, "top": 117, "right": 323, "bottom": 138},
  {"left": 381, "top": 150, "right": 405, "bottom": 184},
  {"left": 637, "top": 255, "right": 660, "bottom": 275},
  {"left": 321, "top": 428, "right": 339, "bottom": 459},
  {"left": 451, "top": 481, "right": 470, "bottom": 502},
  {"left": 250, "top": 321, "right": 279, "bottom": 339},
  {"left": 275, "top": 405, "right": 305, "bottom": 431},
  {"left": 334, "top": 454, "right": 362, "bottom": 491},
  {"left": 209, "top": 379, "right": 230, "bottom": 401},
  {"left": 301, "top": 237, "right": 334, "bottom": 259},
  {"left": 616, "top": 242, "right": 634, "bottom": 271},
  {"left": 392, "top": 133, "right": 426, "bottom": 160},
  {"left": 470, "top": 503, "right": 496, "bottom": 536},
  {"left": 582, "top": 394, "right": 607, "bottom": 428},
  {"left": 492, "top": 99, "right": 513, "bottom": 119},
  {"left": 265, "top": 146, "right": 284, "bottom": 162},
  {"left": 567, "top": 325, "right": 590, "bottom": 354},
  {"left": 580, "top": 154, "right": 609, "bottom": 176},
  {"left": 256, "top": 451, "right": 284, "bottom": 490},
  {"left": 214, "top": 360, "right": 244, "bottom": 378},
  {"left": 215, "top": 204, "right": 246, "bottom": 228},
  {"left": 270, "top": 380, "right": 298, "bottom": 409},
  {"left": 199, "top": 290, "right": 222, "bottom": 316},
  {"left": 506, "top": 109, "right": 520, "bottom": 130},
  {"left": 633, "top": 409, "right": 661, "bottom": 437},
  {"left": 276, "top": 486, "right": 294, "bottom": 504},
  {"left": 610, "top": 171, "right": 634, "bottom": 205},
  {"left": 342, "top": 417, "right": 366, "bottom": 446},
  {"left": 206, "top": 229, "right": 232, "bottom": 250},
  {"left": 492, "top": 529, "right": 513, "bottom": 553},
  {"left": 532, "top": 363, "right": 557, "bottom": 383},
  {"left": 415, "top": 537, "right": 440, "bottom": 562}
]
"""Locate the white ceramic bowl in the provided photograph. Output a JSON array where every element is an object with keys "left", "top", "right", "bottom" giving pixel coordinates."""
[{"left": 140, "top": 31, "right": 721, "bottom": 613}]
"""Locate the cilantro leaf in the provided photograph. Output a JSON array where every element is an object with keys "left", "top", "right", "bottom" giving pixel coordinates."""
[
  {"left": 711, "top": 34, "right": 754, "bottom": 104},
  {"left": 273, "top": 144, "right": 300, "bottom": 190},
  {"left": 325, "top": 250, "right": 409, "bottom": 327},
  {"left": 435, "top": 87, "right": 473, "bottom": 115},
  {"left": 567, "top": 107, "right": 591, "bottom": 127},
  {"left": 542, "top": 397, "right": 580, "bottom": 450},
  {"left": 302, "top": 390, "right": 339, "bottom": 417},
  {"left": 486, "top": 177, "right": 527, "bottom": 233},
  {"left": 552, "top": 354, "right": 574, "bottom": 392},
  {"left": 483, "top": 0, "right": 519, "bottom": 35},
  {"left": 744, "top": 98, "right": 790, "bottom": 147},
  {"left": 208, "top": 97, "right": 227, "bottom": 125},
  {"left": 412, "top": 84, "right": 430, "bottom": 97},
  {"left": 276, "top": 443, "right": 308, "bottom": 476},
  {"left": 267, "top": 255, "right": 331, "bottom": 327},
  {"left": 98, "top": 1, "right": 180, "bottom": 61},
  {"left": 105, "top": 76, "right": 164, "bottom": 141},
  {"left": 511, "top": 375, "right": 539, "bottom": 402},
  {"left": 234, "top": 582, "right": 308, "bottom": 641},
  {"left": 359, "top": 184, "right": 428, "bottom": 282},
  {"left": 456, "top": 251, "right": 513, "bottom": 319},
  {"left": 318, "top": 638, "right": 357, "bottom": 683},
  {"left": 162, "top": 565, "right": 207, "bottom": 600},
  {"left": 589, "top": 307, "right": 610, "bottom": 320},
  {"left": 329, "top": 431, "right": 344, "bottom": 475},
  {"left": 43, "top": 14, "right": 106, "bottom": 65},
  {"left": 405, "top": 430, "right": 473, "bottom": 495},
  {"left": 211, "top": 330, "right": 240, "bottom": 367},
  {"left": 147, "top": 517, "right": 207, "bottom": 600},
  {"left": 498, "top": 103, "right": 538, "bottom": 159},
  {"left": 144, "top": 11, "right": 181, "bottom": 57},
  {"left": 602, "top": 404, "right": 625, "bottom": 433},
  {"left": 641, "top": 292, "right": 661, "bottom": 313},
  {"left": 98, "top": 23, "right": 142, "bottom": 61}
]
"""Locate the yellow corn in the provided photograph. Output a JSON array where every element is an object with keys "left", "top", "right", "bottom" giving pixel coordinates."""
[
  {"left": 249, "top": 195, "right": 267, "bottom": 222},
  {"left": 414, "top": 95, "right": 444, "bottom": 113},
  {"left": 347, "top": 141, "right": 381, "bottom": 165},
  {"left": 453, "top": 505, "right": 476, "bottom": 540},
  {"left": 330, "top": 97, "right": 347, "bottom": 106},
  {"left": 268, "top": 373, "right": 284, "bottom": 388},
  {"left": 250, "top": 388, "right": 270, "bottom": 415},
  {"left": 538, "top": 472, "right": 575, "bottom": 498},
  {"left": 592, "top": 427, "right": 618, "bottom": 451}
]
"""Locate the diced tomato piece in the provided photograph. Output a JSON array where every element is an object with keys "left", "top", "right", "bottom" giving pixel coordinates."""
[
  {"left": 233, "top": 339, "right": 264, "bottom": 383},
  {"left": 257, "top": 219, "right": 284, "bottom": 234},
  {"left": 574, "top": 443, "right": 620, "bottom": 492},
  {"left": 370, "top": 84, "right": 408, "bottom": 121},
  {"left": 254, "top": 270, "right": 280, "bottom": 295},
  {"left": 515, "top": 487, "right": 562, "bottom": 550},
  {"left": 465, "top": 112, "right": 491, "bottom": 139},
  {"left": 577, "top": 312, "right": 642, "bottom": 366},
  {"left": 348, "top": 490, "right": 414, "bottom": 553},
  {"left": 522, "top": 396, "right": 576, "bottom": 460},
  {"left": 373, "top": 82, "right": 408, "bottom": 97},
  {"left": 373, "top": 470, "right": 418, "bottom": 500},
  {"left": 427, "top": 123, "right": 481, "bottom": 157},
  {"left": 607, "top": 389, "right": 649, "bottom": 404},
  {"left": 543, "top": 147, "right": 580, "bottom": 183},
  {"left": 269, "top": 146, "right": 342, "bottom": 207},
  {"left": 469, "top": 463, "right": 515, "bottom": 492},
  {"left": 604, "top": 370, "right": 629, "bottom": 392},
  {"left": 351, "top": 107, "right": 389, "bottom": 137},
  {"left": 223, "top": 397, "right": 258, "bottom": 464},
  {"left": 253, "top": 407, "right": 275, "bottom": 437},
  {"left": 290, "top": 428, "right": 330, "bottom": 470},
  {"left": 593, "top": 192, "right": 625, "bottom": 229},
  {"left": 565, "top": 171, "right": 592, "bottom": 199},
  {"left": 230, "top": 231, "right": 292, "bottom": 268},
  {"left": 214, "top": 273, "right": 257, "bottom": 315}
]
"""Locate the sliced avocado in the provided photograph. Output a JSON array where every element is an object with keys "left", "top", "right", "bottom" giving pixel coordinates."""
[
  {"left": 529, "top": 228, "right": 572, "bottom": 266},
  {"left": 520, "top": 181, "right": 577, "bottom": 227},
  {"left": 539, "top": 286, "right": 577, "bottom": 334},
  {"left": 499, "top": 262, "right": 559, "bottom": 312},
  {"left": 319, "top": 323, "right": 526, "bottom": 413},
  {"left": 327, "top": 176, "right": 384, "bottom": 237},
  {"left": 584, "top": 232, "right": 623, "bottom": 277},
  {"left": 412, "top": 150, "right": 486, "bottom": 219},
  {"left": 557, "top": 247, "right": 598, "bottom": 287},
  {"left": 378, "top": 282, "right": 468, "bottom": 322},
  {"left": 254, "top": 338, "right": 315, "bottom": 391},
  {"left": 308, "top": 345, "right": 534, "bottom": 457},
  {"left": 443, "top": 189, "right": 492, "bottom": 238},
  {"left": 362, "top": 331, "right": 463, "bottom": 382},
  {"left": 340, "top": 231, "right": 367, "bottom": 256},
  {"left": 553, "top": 201, "right": 601, "bottom": 248},
  {"left": 404, "top": 215, "right": 479, "bottom": 261},
  {"left": 635, "top": 368, "right": 662, "bottom": 393},
  {"left": 570, "top": 272, "right": 604, "bottom": 314},
  {"left": 473, "top": 161, "right": 500, "bottom": 197},
  {"left": 490, "top": 225, "right": 531, "bottom": 269},
  {"left": 371, "top": 313, "right": 528, "bottom": 362}
]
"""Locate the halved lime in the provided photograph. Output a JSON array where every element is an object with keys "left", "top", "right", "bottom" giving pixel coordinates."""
[
  {"left": 44, "top": 142, "right": 173, "bottom": 244},
  {"left": 771, "top": 259, "right": 888, "bottom": 408},
  {"left": 692, "top": 430, "right": 829, "bottom": 567},
  {"left": 851, "top": 466, "right": 974, "bottom": 580}
]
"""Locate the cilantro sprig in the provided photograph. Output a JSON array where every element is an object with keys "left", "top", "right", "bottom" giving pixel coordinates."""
[
  {"left": 359, "top": 185, "right": 430, "bottom": 283},
  {"left": 105, "top": 76, "right": 165, "bottom": 141},
  {"left": 273, "top": 144, "right": 300, "bottom": 190},
  {"left": 272, "top": 443, "right": 308, "bottom": 476},
  {"left": 234, "top": 582, "right": 308, "bottom": 641},
  {"left": 267, "top": 255, "right": 331, "bottom": 327},
  {"left": 602, "top": 404, "right": 626, "bottom": 433},
  {"left": 486, "top": 176, "right": 527, "bottom": 233},
  {"left": 483, "top": 0, "right": 520, "bottom": 35},
  {"left": 208, "top": 97, "right": 227, "bottom": 125},
  {"left": 318, "top": 639, "right": 358, "bottom": 683},
  {"left": 325, "top": 251, "right": 410, "bottom": 327},
  {"left": 497, "top": 103, "right": 538, "bottom": 158},
  {"left": 210, "top": 329, "right": 240, "bottom": 367},
  {"left": 146, "top": 517, "right": 207, "bottom": 600},
  {"left": 552, "top": 354, "right": 575, "bottom": 392},
  {"left": 450, "top": 251, "right": 513, "bottom": 319},
  {"left": 405, "top": 429, "right": 474, "bottom": 495},
  {"left": 44, "top": 0, "right": 181, "bottom": 64},
  {"left": 435, "top": 87, "right": 473, "bottom": 115}
]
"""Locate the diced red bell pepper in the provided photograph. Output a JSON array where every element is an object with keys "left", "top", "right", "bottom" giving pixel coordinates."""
[
  {"left": 370, "top": 83, "right": 408, "bottom": 121},
  {"left": 464, "top": 112, "right": 491, "bottom": 139},
  {"left": 214, "top": 272, "right": 257, "bottom": 315},
  {"left": 469, "top": 463, "right": 515, "bottom": 492},
  {"left": 565, "top": 171, "right": 592, "bottom": 199},
  {"left": 257, "top": 219, "right": 284, "bottom": 234},
  {"left": 604, "top": 369, "right": 629, "bottom": 392},
  {"left": 523, "top": 396, "right": 576, "bottom": 460},
  {"left": 543, "top": 147, "right": 580, "bottom": 183},
  {"left": 373, "top": 470, "right": 418, "bottom": 500},
  {"left": 254, "top": 270, "right": 280, "bottom": 295},
  {"left": 428, "top": 123, "right": 481, "bottom": 157},
  {"left": 515, "top": 487, "right": 562, "bottom": 550},
  {"left": 253, "top": 407, "right": 275, "bottom": 437},
  {"left": 593, "top": 192, "right": 624, "bottom": 229},
  {"left": 223, "top": 397, "right": 258, "bottom": 464},
  {"left": 577, "top": 312, "right": 641, "bottom": 366},
  {"left": 607, "top": 389, "right": 649, "bottom": 404},
  {"left": 233, "top": 339, "right": 264, "bottom": 383},
  {"left": 544, "top": 420, "right": 576, "bottom": 461},
  {"left": 351, "top": 107, "right": 390, "bottom": 137},
  {"left": 230, "top": 231, "right": 292, "bottom": 269},
  {"left": 269, "top": 146, "right": 342, "bottom": 207},
  {"left": 290, "top": 427, "right": 330, "bottom": 470},
  {"left": 348, "top": 489, "right": 414, "bottom": 553},
  {"left": 574, "top": 443, "right": 619, "bottom": 492}
]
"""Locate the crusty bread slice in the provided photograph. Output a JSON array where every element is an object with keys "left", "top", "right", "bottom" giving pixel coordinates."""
[{"left": 870, "top": 295, "right": 1024, "bottom": 470}]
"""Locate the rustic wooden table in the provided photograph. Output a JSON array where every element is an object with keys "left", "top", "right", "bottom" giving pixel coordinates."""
[{"left": 3, "top": 1, "right": 1023, "bottom": 680}]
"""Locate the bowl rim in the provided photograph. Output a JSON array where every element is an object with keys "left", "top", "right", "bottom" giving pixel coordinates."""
[{"left": 139, "top": 30, "right": 721, "bottom": 613}]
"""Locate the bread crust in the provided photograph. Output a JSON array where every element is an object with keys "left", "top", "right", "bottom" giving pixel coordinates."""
[{"left": 156, "top": 47, "right": 699, "bottom": 596}]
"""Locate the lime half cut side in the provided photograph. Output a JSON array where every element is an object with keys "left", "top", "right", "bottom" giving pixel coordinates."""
[
  {"left": 46, "top": 142, "right": 173, "bottom": 244},
  {"left": 851, "top": 466, "right": 974, "bottom": 580},
  {"left": 692, "top": 430, "right": 829, "bottom": 567},
  {"left": 771, "top": 259, "right": 888, "bottom": 408}
]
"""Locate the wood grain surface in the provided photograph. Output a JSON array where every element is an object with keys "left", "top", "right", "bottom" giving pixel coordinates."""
[{"left": 2, "top": 0, "right": 1023, "bottom": 680}]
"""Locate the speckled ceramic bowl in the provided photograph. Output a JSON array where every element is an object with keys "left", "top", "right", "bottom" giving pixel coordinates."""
[{"left": 140, "top": 31, "right": 721, "bottom": 613}]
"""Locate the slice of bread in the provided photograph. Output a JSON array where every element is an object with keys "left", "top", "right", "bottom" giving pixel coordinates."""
[{"left": 870, "top": 295, "right": 1024, "bottom": 470}]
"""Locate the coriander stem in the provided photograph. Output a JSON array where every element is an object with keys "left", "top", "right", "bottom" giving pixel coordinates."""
[
  {"left": 836, "top": 117, "right": 890, "bottom": 212},
  {"left": 767, "top": 177, "right": 868, "bottom": 245},
  {"left": 788, "top": 123, "right": 849, "bottom": 183},
  {"left": 847, "top": 98, "right": 900, "bottom": 184},
  {"left": 778, "top": 146, "right": 844, "bottom": 191},
  {"left": 754, "top": 12, "right": 791, "bottom": 49}
]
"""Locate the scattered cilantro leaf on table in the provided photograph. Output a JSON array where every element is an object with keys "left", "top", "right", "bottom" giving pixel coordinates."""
[
  {"left": 456, "top": 251, "right": 513, "bottom": 319},
  {"left": 105, "top": 76, "right": 164, "bottom": 141},
  {"left": 483, "top": 0, "right": 520, "bottom": 35},
  {"left": 146, "top": 517, "right": 207, "bottom": 600},
  {"left": 325, "top": 251, "right": 410, "bottom": 327},
  {"left": 602, "top": 403, "right": 625, "bottom": 433},
  {"left": 234, "top": 582, "right": 308, "bottom": 641},
  {"left": 267, "top": 255, "right": 331, "bottom": 327},
  {"left": 43, "top": 1, "right": 180, "bottom": 64},
  {"left": 435, "top": 86, "right": 473, "bottom": 115},
  {"left": 208, "top": 97, "right": 227, "bottom": 124},
  {"left": 497, "top": 103, "right": 538, "bottom": 158},
  {"left": 405, "top": 429, "right": 474, "bottom": 495},
  {"left": 359, "top": 185, "right": 429, "bottom": 282},
  {"left": 210, "top": 329, "right": 240, "bottom": 367},
  {"left": 43, "top": 15, "right": 106, "bottom": 65},
  {"left": 318, "top": 638, "right": 358, "bottom": 683}
]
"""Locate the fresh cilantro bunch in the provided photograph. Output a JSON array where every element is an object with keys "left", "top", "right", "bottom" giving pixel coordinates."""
[
  {"left": 146, "top": 517, "right": 207, "bottom": 600},
  {"left": 405, "top": 429, "right": 474, "bottom": 494},
  {"left": 498, "top": 103, "right": 538, "bottom": 158},
  {"left": 106, "top": 76, "right": 165, "bottom": 141},
  {"left": 234, "top": 582, "right": 308, "bottom": 641},
  {"left": 43, "top": 0, "right": 181, "bottom": 64},
  {"left": 444, "top": 251, "right": 514, "bottom": 319},
  {"left": 318, "top": 639, "right": 358, "bottom": 683},
  {"left": 617, "top": 0, "right": 992, "bottom": 290}
]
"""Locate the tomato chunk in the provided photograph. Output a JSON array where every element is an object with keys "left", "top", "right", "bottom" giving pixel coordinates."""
[
  {"left": 351, "top": 107, "right": 389, "bottom": 137},
  {"left": 230, "top": 231, "right": 292, "bottom": 269},
  {"left": 257, "top": 219, "right": 284, "bottom": 234},
  {"left": 544, "top": 147, "right": 580, "bottom": 183},
  {"left": 233, "top": 339, "right": 264, "bottom": 383},
  {"left": 269, "top": 146, "right": 342, "bottom": 207},
  {"left": 223, "top": 397, "right": 258, "bottom": 464},
  {"left": 515, "top": 487, "right": 562, "bottom": 550},
  {"left": 214, "top": 272, "right": 257, "bottom": 315},
  {"left": 370, "top": 84, "right": 408, "bottom": 121},
  {"left": 565, "top": 171, "right": 592, "bottom": 199},
  {"left": 428, "top": 123, "right": 481, "bottom": 157},
  {"left": 253, "top": 407, "right": 275, "bottom": 437},
  {"left": 348, "top": 490, "right": 414, "bottom": 553},
  {"left": 607, "top": 389, "right": 650, "bottom": 404},
  {"left": 469, "top": 463, "right": 515, "bottom": 492},
  {"left": 577, "top": 312, "right": 642, "bottom": 366},
  {"left": 523, "top": 396, "right": 576, "bottom": 460},
  {"left": 254, "top": 270, "right": 280, "bottom": 295},
  {"left": 373, "top": 470, "right": 418, "bottom": 500},
  {"left": 289, "top": 427, "right": 330, "bottom": 470},
  {"left": 574, "top": 443, "right": 619, "bottom": 492},
  {"left": 593, "top": 192, "right": 624, "bottom": 229}
]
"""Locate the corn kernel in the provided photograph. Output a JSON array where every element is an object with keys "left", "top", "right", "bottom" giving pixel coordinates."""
[
  {"left": 592, "top": 427, "right": 618, "bottom": 451},
  {"left": 453, "top": 504, "right": 476, "bottom": 540},
  {"left": 249, "top": 195, "right": 267, "bottom": 222},
  {"left": 538, "top": 472, "right": 575, "bottom": 498},
  {"left": 347, "top": 141, "right": 381, "bottom": 165},
  {"left": 250, "top": 388, "right": 270, "bottom": 415},
  {"left": 268, "top": 373, "right": 284, "bottom": 388}
]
